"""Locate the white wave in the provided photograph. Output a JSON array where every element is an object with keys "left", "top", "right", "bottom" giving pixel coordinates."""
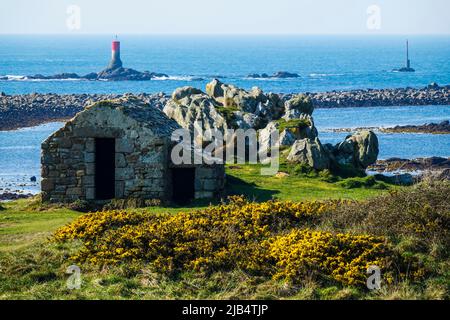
[
  {"left": 244, "top": 76, "right": 289, "bottom": 81},
  {"left": 2, "top": 75, "right": 27, "bottom": 81},
  {"left": 1, "top": 74, "right": 202, "bottom": 82},
  {"left": 0, "top": 146, "right": 39, "bottom": 150},
  {"left": 0, "top": 75, "right": 84, "bottom": 82},
  {"left": 29, "top": 78, "right": 84, "bottom": 82},
  {"left": 152, "top": 75, "right": 202, "bottom": 81},
  {"left": 309, "top": 73, "right": 344, "bottom": 77}
]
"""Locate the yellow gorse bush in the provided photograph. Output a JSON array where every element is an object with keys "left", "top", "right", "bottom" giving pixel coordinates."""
[
  {"left": 268, "top": 229, "right": 389, "bottom": 285},
  {"left": 54, "top": 197, "right": 398, "bottom": 286}
]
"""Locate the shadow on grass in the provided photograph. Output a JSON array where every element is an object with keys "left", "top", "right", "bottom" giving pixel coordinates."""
[{"left": 225, "top": 175, "right": 279, "bottom": 202}]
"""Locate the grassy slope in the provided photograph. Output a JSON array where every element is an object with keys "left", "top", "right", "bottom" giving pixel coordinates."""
[
  {"left": 0, "top": 200, "right": 81, "bottom": 252},
  {"left": 226, "top": 164, "right": 387, "bottom": 201},
  {"left": 0, "top": 166, "right": 400, "bottom": 299}
]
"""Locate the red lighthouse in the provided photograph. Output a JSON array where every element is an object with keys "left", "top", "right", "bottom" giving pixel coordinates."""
[{"left": 108, "top": 38, "right": 123, "bottom": 70}]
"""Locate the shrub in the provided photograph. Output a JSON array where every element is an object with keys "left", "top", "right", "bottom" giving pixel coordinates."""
[
  {"left": 331, "top": 163, "right": 366, "bottom": 178},
  {"left": 103, "top": 198, "right": 162, "bottom": 210},
  {"left": 215, "top": 106, "right": 240, "bottom": 129},
  {"left": 318, "top": 169, "right": 339, "bottom": 183},
  {"left": 325, "top": 180, "right": 450, "bottom": 257},
  {"left": 53, "top": 196, "right": 420, "bottom": 286},
  {"left": 275, "top": 118, "right": 311, "bottom": 132},
  {"left": 289, "top": 163, "right": 315, "bottom": 176},
  {"left": 337, "top": 176, "right": 387, "bottom": 189},
  {"left": 67, "top": 200, "right": 91, "bottom": 212},
  {"left": 269, "top": 229, "right": 391, "bottom": 286}
]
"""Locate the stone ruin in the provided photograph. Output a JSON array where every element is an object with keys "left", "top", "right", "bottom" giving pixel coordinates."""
[{"left": 41, "top": 97, "right": 225, "bottom": 204}]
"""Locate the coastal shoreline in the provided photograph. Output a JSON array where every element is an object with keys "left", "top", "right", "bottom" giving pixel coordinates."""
[
  {"left": 328, "top": 120, "right": 450, "bottom": 135},
  {"left": 1, "top": 84, "right": 449, "bottom": 131},
  {"left": 0, "top": 92, "right": 168, "bottom": 131}
]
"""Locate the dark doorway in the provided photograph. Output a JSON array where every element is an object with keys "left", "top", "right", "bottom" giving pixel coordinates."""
[
  {"left": 172, "top": 168, "right": 195, "bottom": 205},
  {"left": 95, "top": 138, "right": 115, "bottom": 200}
]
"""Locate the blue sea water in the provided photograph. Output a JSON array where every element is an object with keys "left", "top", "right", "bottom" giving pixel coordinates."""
[
  {"left": 0, "top": 35, "right": 449, "bottom": 193},
  {"left": 1, "top": 35, "right": 450, "bottom": 94},
  {"left": 315, "top": 105, "right": 450, "bottom": 159}
]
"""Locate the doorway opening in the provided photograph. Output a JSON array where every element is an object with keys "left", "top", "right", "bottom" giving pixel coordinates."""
[
  {"left": 95, "top": 138, "right": 115, "bottom": 200},
  {"left": 172, "top": 168, "right": 195, "bottom": 205}
]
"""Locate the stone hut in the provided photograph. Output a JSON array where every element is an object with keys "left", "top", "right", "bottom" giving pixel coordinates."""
[{"left": 41, "top": 97, "right": 225, "bottom": 204}]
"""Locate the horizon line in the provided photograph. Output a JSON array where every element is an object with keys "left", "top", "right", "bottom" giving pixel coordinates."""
[{"left": 1, "top": 33, "right": 450, "bottom": 36}]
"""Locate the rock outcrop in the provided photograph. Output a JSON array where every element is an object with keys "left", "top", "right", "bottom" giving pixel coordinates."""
[
  {"left": 163, "top": 86, "right": 228, "bottom": 135},
  {"left": 206, "top": 79, "right": 285, "bottom": 128},
  {"left": 369, "top": 157, "right": 450, "bottom": 182},
  {"left": 284, "top": 94, "right": 315, "bottom": 119},
  {"left": 381, "top": 120, "right": 450, "bottom": 134},
  {"left": 96, "top": 68, "right": 168, "bottom": 81},
  {"left": 258, "top": 121, "right": 297, "bottom": 155},
  {"left": 206, "top": 79, "right": 267, "bottom": 113},
  {"left": 332, "top": 131, "right": 379, "bottom": 169},
  {"left": 26, "top": 69, "right": 169, "bottom": 82},
  {"left": 247, "top": 71, "right": 300, "bottom": 79},
  {"left": 369, "top": 157, "right": 450, "bottom": 172},
  {"left": 304, "top": 83, "right": 450, "bottom": 108},
  {"left": 287, "top": 138, "right": 330, "bottom": 170},
  {"left": 162, "top": 80, "right": 380, "bottom": 173}
]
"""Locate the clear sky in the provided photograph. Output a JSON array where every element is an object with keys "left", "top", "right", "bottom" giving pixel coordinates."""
[{"left": 1, "top": 0, "right": 449, "bottom": 35}]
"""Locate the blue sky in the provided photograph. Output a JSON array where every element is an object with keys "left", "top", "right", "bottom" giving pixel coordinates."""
[{"left": 1, "top": 0, "right": 449, "bottom": 34}]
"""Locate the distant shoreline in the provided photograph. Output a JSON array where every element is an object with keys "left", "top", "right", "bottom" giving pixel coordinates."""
[
  {"left": 1, "top": 84, "right": 449, "bottom": 131},
  {"left": 327, "top": 120, "right": 450, "bottom": 135}
]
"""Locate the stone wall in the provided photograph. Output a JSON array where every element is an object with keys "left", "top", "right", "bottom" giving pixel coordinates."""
[
  {"left": 194, "top": 165, "right": 226, "bottom": 199},
  {"left": 41, "top": 104, "right": 225, "bottom": 203},
  {"left": 41, "top": 106, "right": 172, "bottom": 203},
  {"left": 41, "top": 132, "right": 93, "bottom": 203}
]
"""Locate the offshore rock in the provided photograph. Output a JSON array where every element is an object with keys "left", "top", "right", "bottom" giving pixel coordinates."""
[
  {"left": 247, "top": 71, "right": 300, "bottom": 79},
  {"left": 96, "top": 67, "right": 168, "bottom": 81}
]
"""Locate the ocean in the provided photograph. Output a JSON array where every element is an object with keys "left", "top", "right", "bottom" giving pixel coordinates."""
[
  {"left": 0, "top": 35, "right": 449, "bottom": 193},
  {"left": 1, "top": 35, "right": 450, "bottom": 94}
]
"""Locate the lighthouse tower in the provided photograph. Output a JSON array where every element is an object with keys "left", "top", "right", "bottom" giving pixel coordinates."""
[{"left": 107, "top": 37, "right": 123, "bottom": 70}]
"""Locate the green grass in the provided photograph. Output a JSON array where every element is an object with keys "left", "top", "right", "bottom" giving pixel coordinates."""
[
  {"left": 0, "top": 199, "right": 81, "bottom": 252},
  {"left": 275, "top": 118, "right": 311, "bottom": 132},
  {"left": 0, "top": 197, "right": 219, "bottom": 253},
  {"left": 226, "top": 164, "right": 389, "bottom": 201},
  {"left": 215, "top": 105, "right": 240, "bottom": 129},
  {"left": 0, "top": 165, "right": 432, "bottom": 300}
]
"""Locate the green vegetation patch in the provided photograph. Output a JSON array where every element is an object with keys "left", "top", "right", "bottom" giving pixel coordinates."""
[
  {"left": 337, "top": 176, "right": 388, "bottom": 190},
  {"left": 226, "top": 164, "right": 390, "bottom": 201},
  {"left": 275, "top": 118, "right": 311, "bottom": 132},
  {"left": 215, "top": 105, "right": 240, "bottom": 129}
]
